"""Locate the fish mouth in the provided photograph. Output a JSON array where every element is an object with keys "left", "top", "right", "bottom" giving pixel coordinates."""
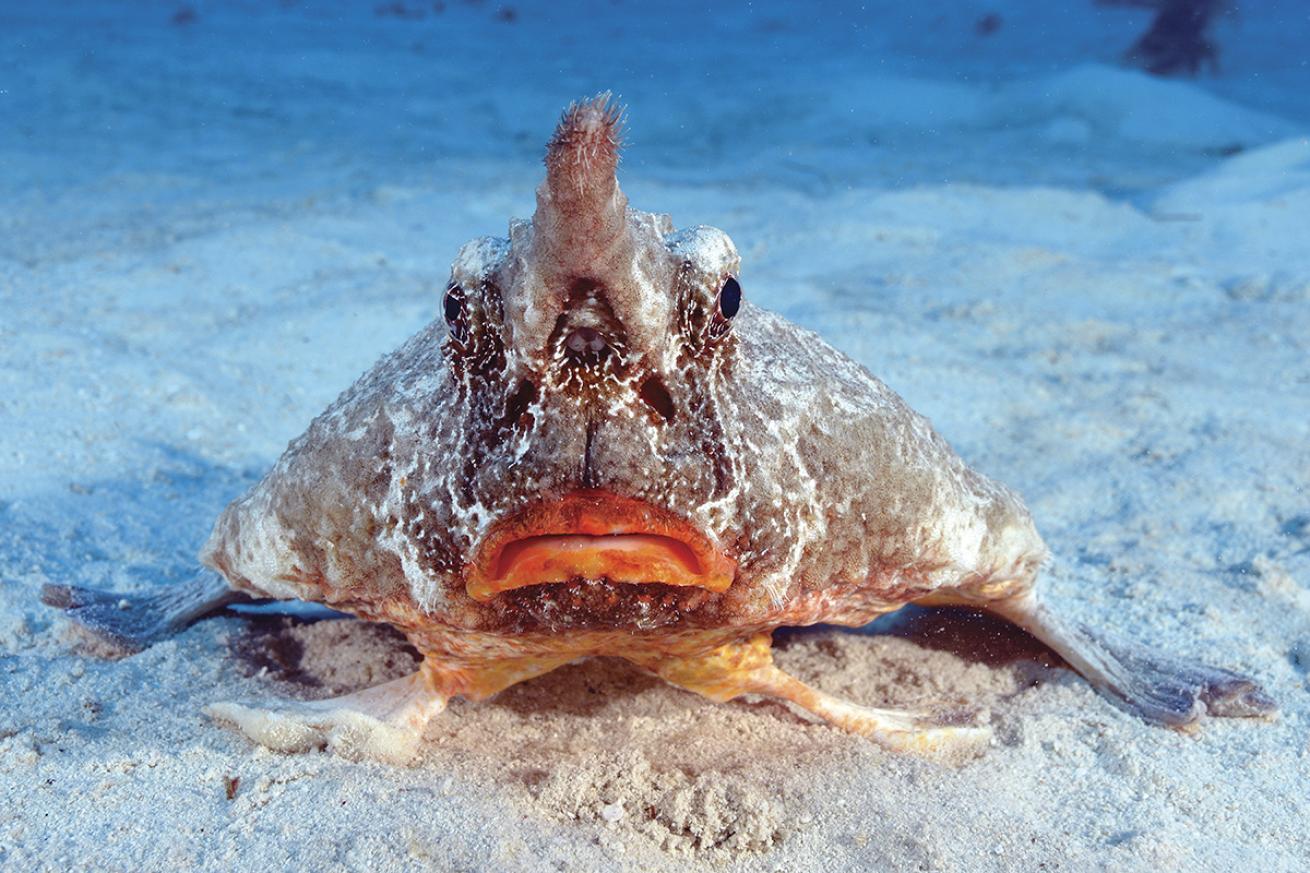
[{"left": 465, "top": 490, "right": 736, "bottom": 602}]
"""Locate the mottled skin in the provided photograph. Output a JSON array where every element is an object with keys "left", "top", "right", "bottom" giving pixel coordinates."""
[{"left": 45, "top": 95, "right": 1273, "bottom": 762}]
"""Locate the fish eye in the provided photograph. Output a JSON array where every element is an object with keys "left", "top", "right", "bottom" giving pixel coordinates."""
[
  {"left": 707, "top": 275, "right": 741, "bottom": 340},
  {"left": 443, "top": 284, "right": 468, "bottom": 344},
  {"left": 718, "top": 276, "right": 742, "bottom": 319}
]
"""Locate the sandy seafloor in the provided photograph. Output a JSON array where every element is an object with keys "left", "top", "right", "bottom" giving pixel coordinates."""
[{"left": 2, "top": 1, "right": 1309, "bottom": 870}]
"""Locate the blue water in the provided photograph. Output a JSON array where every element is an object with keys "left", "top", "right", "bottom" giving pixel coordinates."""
[{"left": 6, "top": 1, "right": 1306, "bottom": 203}]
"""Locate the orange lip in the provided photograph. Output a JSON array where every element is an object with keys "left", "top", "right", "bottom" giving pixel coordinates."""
[{"left": 465, "top": 490, "right": 736, "bottom": 602}]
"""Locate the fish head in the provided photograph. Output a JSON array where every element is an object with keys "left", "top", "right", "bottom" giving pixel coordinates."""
[
  {"left": 204, "top": 96, "right": 1031, "bottom": 645},
  {"left": 437, "top": 95, "right": 759, "bottom": 632}
]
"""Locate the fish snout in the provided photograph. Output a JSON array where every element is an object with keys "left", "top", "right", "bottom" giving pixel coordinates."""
[{"left": 562, "top": 326, "right": 611, "bottom": 365}]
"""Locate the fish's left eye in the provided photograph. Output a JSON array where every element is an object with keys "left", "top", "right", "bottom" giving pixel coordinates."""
[
  {"left": 708, "top": 276, "right": 741, "bottom": 339},
  {"left": 718, "top": 276, "right": 742, "bottom": 319}
]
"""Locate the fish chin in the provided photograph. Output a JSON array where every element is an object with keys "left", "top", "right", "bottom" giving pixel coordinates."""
[{"left": 476, "top": 578, "right": 731, "bottom": 633}]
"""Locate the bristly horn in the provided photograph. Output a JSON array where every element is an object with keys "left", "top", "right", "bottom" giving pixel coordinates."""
[
  {"left": 545, "top": 92, "right": 624, "bottom": 200},
  {"left": 533, "top": 93, "right": 630, "bottom": 269}
]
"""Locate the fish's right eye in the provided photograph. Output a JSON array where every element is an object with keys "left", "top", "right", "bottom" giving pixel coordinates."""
[{"left": 443, "top": 284, "right": 468, "bottom": 344}]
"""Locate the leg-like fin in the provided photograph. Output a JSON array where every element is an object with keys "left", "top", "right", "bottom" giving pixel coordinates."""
[
  {"left": 636, "top": 635, "right": 992, "bottom": 758},
  {"left": 988, "top": 594, "right": 1276, "bottom": 728},
  {"left": 205, "top": 672, "right": 446, "bottom": 765},
  {"left": 745, "top": 666, "right": 993, "bottom": 756},
  {"left": 206, "top": 654, "right": 573, "bottom": 763},
  {"left": 40, "top": 571, "right": 248, "bottom": 656}
]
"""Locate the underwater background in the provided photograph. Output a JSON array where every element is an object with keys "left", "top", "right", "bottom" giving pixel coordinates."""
[{"left": 2, "top": 1, "right": 1308, "bottom": 870}]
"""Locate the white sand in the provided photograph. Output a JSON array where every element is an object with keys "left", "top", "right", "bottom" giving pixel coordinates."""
[{"left": 2, "top": 1, "right": 1308, "bottom": 870}]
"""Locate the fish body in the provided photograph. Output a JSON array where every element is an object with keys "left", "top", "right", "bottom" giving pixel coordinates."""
[{"left": 45, "top": 96, "right": 1273, "bottom": 763}]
